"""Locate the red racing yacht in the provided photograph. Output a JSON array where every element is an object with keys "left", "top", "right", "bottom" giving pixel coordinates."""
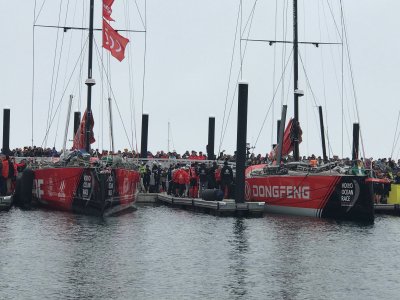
[
  {"left": 244, "top": 0, "right": 374, "bottom": 222},
  {"left": 14, "top": 0, "right": 140, "bottom": 216},
  {"left": 245, "top": 163, "right": 374, "bottom": 222},
  {"left": 31, "top": 163, "right": 140, "bottom": 216}
]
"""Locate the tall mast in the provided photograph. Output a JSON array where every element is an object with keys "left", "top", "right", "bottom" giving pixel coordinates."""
[
  {"left": 85, "top": 0, "right": 95, "bottom": 152},
  {"left": 292, "top": 0, "right": 300, "bottom": 161}
]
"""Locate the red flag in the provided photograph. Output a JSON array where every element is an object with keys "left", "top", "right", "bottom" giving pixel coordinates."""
[
  {"left": 73, "top": 110, "right": 95, "bottom": 150},
  {"left": 273, "top": 118, "right": 303, "bottom": 158},
  {"left": 281, "top": 119, "right": 294, "bottom": 156},
  {"left": 103, "top": 0, "right": 115, "bottom": 22},
  {"left": 102, "top": 20, "right": 130, "bottom": 62}
]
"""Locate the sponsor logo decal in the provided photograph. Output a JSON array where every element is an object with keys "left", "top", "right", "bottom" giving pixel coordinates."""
[
  {"left": 58, "top": 180, "right": 66, "bottom": 200},
  {"left": 340, "top": 180, "right": 360, "bottom": 207},
  {"left": 82, "top": 172, "right": 94, "bottom": 200},
  {"left": 122, "top": 177, "right": 132, "bottom": 195},
  {"left": 245, "top": 181, "right": 251, "bottom": 201},
  {"left": 251, "top": 185, "right": 310, "bottom": 199},
  {"left": 107, "top": 174, "right": 115, "bottom": 197},
  {"left": 33, "top": 179, "right": 44, "bottom": 199}
]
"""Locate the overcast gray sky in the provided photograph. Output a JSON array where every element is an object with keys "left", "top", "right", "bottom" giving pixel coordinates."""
[{"left": 1, "top": 0, "right": 400, "bottom": 159}]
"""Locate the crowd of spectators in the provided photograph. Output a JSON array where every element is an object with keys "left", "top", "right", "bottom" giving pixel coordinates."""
[
  {"left": 4, "top": 145, "right": 400, "bottom": 203},
  {"left": 5, "top": 145, "right": 400, "bottom": 175},
  {"left": 5, "top": 145, "right": 400, "bottom": 183},
  {"left": 137, "top": 160, "right": 234, "bottom": 199}
]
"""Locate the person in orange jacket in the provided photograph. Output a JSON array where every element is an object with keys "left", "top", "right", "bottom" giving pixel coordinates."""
[{"left": 1, "top": 155, "right": 10, "bottom": 195}]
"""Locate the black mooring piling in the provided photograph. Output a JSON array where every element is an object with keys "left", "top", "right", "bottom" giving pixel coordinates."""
[
  {"left": 73, "top": 112, "right": 81, "bottom": 139},
  {"left": 352, "top": 123, "right": 360, "bottom": 160},
  {"left": 235, "top": 82, "right": 248, "bottom": 204},
  {"left": 2, "top": 108, "right": 10, "bottom": 155},
  {"left": 276, "top": 105, "right": 287, "bottom": 165},
  {"left": 277, "top": 119, "right": 281, "bottom": 145},
  {"left": 318, "top": 106, "right": 328, "bottom": 163},
  {"left": 141, "top": 113, "right": 149, "bottom": 159},
  {"left": 207, "top": 116, "right": 215, "bottom": 160}
]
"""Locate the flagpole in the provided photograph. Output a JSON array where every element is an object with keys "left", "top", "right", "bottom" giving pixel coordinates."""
[{"left": 85, "top": 0, "right": 95, "bottom": 152}]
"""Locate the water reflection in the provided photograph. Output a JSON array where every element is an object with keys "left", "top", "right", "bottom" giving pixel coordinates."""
[
  {"left": 1, "top": 208, "right": 400, "bottom": 299},
  {"left": 226, "top": 218, "right": 249, "bottom": 299}
]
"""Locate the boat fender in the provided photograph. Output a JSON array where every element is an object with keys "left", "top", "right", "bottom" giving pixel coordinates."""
[
  {"left": 13, "top": 168, "right": 34, "bottom": 209},
  {"left": 201, "top": 189, "right": 224, "bottom": 201}
]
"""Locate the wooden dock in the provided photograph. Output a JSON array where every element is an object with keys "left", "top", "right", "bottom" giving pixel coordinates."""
[
  {"left": 136, "top": 193, "right": 265, "bottom": 216},
  {"left": 374, "top": 203, "right": 400, "bottom": 216},
  {"left": 0, "top": 195, "right": 13, "bottom": 211},
  {"left": 156, "top": 194, "right": 265, "bottom": 217},
  {"left": 137, "top": 193, "right": 158, "bottom": 204},
  {"left": 137, "top": 193, "right": 400, "bottom": 218}
]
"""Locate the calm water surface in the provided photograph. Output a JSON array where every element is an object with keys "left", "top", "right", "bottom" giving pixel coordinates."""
[{"left": 1, "top": 205, "right": 399, "bottom": 299}]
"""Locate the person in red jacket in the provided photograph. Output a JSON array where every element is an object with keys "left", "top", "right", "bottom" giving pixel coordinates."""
[
  {"left": 0, "top": 157, "right": 4, "bottom": 196},
  {"left": 215, "top": 164, "right": 221, "bottom": 190},
  {"left": 188, "top": 150, "right": 198, "bottom": 160},
  {"left": 176, "top": 167, "right": 189, "bottom": 197},
  {"left": 189, "top": 163, "right": 199, "bottom": 198},
  {"left": 172, "top": 166, "right": 181, "bottom": 197},
  {"left": 198, "top": 151, "right": 206, "bottom": 160}
]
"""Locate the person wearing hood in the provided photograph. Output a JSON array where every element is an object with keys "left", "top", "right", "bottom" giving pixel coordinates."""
[
  {"left": 143, "top": 165, "right": 151, "bottom": 193},
  {"left": 220, "top": 160, "right": 233, "bottom": 199},
  {"left": 198, "top": 163, "right": 208, "bottom": 197}
]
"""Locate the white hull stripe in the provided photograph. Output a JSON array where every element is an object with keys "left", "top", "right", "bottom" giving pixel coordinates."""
[{"left": 266, "top": 205, "right": 319, "bottom": 218}]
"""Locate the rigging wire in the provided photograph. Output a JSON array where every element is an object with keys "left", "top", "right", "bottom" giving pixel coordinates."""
[
  {"left": 53, "top": 103, "right": 62, "bottom": 148},
  {"left": 318, "top": 0, "right": 328, "bottom": 157},
  {"left": 124, "top": 0, "right": 139, "bottom": 153},
  {"left": 341, "top": 0, "right": 366, "bottom": 159},
  {"left": 298, "top": 52, "right": 321, "bottom": 153},
  {"left": 34, "top": 0, "right": 48, "bottom": 24},
  {"left": 53, "top": 0, "right": 72, "bottom": 148},
  {"left": 41, "top": 38, "right": 89, "bottom": 147},
  {"left": 100, "top": 46, "right": 103, "bottom": 151},
  {"left": 169, "top": 122, "right": 176, "bottom": 151},
  {"left": 218, "top": 0, "right": 241, "bottom": 156},
  {"left": 391, "top": 111, "right": 400, "bottom": 158},
  {"left": 395, "top": 132, "right": 400, "bottom": 160},
  {"left": 281, "top": 0, "right": 289, "bottom": 109},
  {"left": 94, "top": 43, "right": 114, "bottom": 153},
  {"left": 303, "top": 0, "right": 309, "bottom": 155},
  {"left": 340, "top": 0, "right": 344, "bottom": 158},
  {"left": 298, "top": 52, "right": 320, "bottom": 108},
  {"left": 44, "top": 0, "right": 64, "bottom": 147},
  {"left": 100, "top": 17, "right": 105, "bottom": 152},
  {"left": 283, "top": 56, "right": 293, "bottom": 107},
  {"left": 271, "top": 0, "right": 278, "bottom": 147},
  {"left": 396, "top": 142, "right": 400, "bottom": 161},
  {"left": 94, "top": 39, "right": 133, "bottom": 150},
  {"left": 325, "top": 0, "right": 358, "bottom": 156},
  {"left": 133, "top": 0, "right": 145, "bottom": 30},
  {"left": 326, "top": 0, "right": 342, "bottom": 39},
  {"left": 239, "top": 0, "right": 243, "bottom": 79},
  {"left": 252, "top": 50, "right": 293, "bottom": 149},
  {"left": 32, "top": 0, "right": 38, "bottom": 146},
  {"left": 141, "top": 0, "right": 147, "bottom": 118},
  {"left": 220, "top": 0, "right": 259, "bottom": 150},
  {"left": 124, "top": 0, "right": 136, "bottom": 152},
  {"left": 76, "top": 0, "right": 87, "bottom": 112},
  {"left": 322, "top": 0, "right": 345, "bottom": 158},
  {"left": 62, "top": 0, "right": 76, "bottom": 95}
]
